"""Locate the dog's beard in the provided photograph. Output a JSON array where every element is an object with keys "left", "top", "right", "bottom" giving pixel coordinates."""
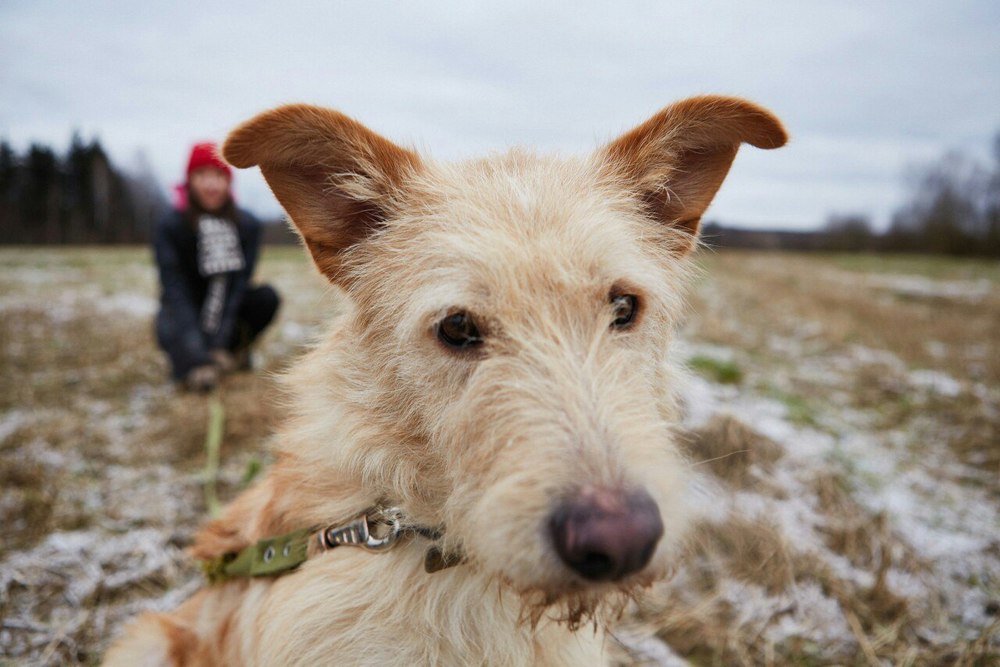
[{"left": 491, "top": 562, "right": 671, "bottom": 632}]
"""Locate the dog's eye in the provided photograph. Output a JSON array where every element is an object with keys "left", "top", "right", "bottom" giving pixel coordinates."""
[
  {"left": 610, "top": 294, "right": 638, "bottom": 330},
  {"left": 437, "top": 311, "right": 483, "bottom": 350}
]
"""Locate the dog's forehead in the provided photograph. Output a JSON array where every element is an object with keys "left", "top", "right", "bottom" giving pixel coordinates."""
[{"left": 392, "top": 153, "right": 656, "bottom": 299}]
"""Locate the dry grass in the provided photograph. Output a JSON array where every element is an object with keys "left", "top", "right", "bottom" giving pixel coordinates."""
[
  {"left": 682, "top": 414, "right": 784, "bottom": 489},
  {"left": 657, "top": 250, "right": 1000, "bottom": 664},
  {"left": 640, "top": 468, "right": 978, "bottom": 666},
  {"left": 0, "top": 246, "right": 327, "bottom": 663},
  {"left": 689, "top": 250, "right": 1000, "bottom": 477},
  {"left": 690, "top": 250, "right": 1000, "bottom": 384},
  {"left": 693, "top": 516, "right": 799, "bottom": 595},
  {"left": 660, "top": 252, "right": 1000, "bottom": 665}
]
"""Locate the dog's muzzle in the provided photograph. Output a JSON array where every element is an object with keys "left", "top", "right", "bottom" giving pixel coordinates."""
[{"left": 549, "top": 487, "right": 663, "bottom": 582}]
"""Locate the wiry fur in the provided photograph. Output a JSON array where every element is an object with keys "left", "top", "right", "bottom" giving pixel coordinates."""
[{"left": 104, "top": 96, "right": 786, "bottom": 666}]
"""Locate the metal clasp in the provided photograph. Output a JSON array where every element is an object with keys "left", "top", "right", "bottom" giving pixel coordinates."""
[{"left": 318, "top": 507, "right": 403, "bottom": 552}]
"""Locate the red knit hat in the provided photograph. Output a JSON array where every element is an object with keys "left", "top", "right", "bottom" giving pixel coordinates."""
[{"left": 186, "top": 142, "right": 232, "bottom": 180}]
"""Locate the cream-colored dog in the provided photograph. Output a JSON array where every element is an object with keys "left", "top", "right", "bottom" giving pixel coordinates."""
[{"left": 105, "top": 96, "right": 785, "bottom": 666}]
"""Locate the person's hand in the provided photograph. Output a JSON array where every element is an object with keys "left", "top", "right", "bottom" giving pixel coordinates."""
[
  {"left": 210, "top": 349, "right": 236, "bottom": 373},
  {"left": 185, "top": 365, "right": 219, "bottom": 393}
]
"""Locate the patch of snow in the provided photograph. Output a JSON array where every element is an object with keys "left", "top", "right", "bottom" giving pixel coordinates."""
[
  {"left": 844, "top": 344, "right": 907, "bottom": 371},
  {"left": 4, "top": 266, "right": 84, "bottom": 286},
  {"left": 0, "top": 409, "right": 32, "bottom": 444},
  {"left": 868, "top": 275, "right": 992, "bottom": 303},
  {"left": 871, "top": 470, "right": 997, "bottom": 562},
  {"left": 0, "top": 286, "right": 155, "bottom": 323},
  {"left": 674, "top": 355, "right": 1000, "bottom": 651},
  {"left": 22, "top": 437, "right": 83, "bottom": 471},
  {"left": 96, "top": 293, "right": 157, "bottom": 318},
  {"left": 729, "top": 489, "right": 825, "bottom": 553},
  {"left": 615, "top": 629, "right": 690, "bottom": 666},
  {"left": 682, "top": 474, "right": 729, "bottom": 524},
  {"left": 909, "top": 369, "right": 963, "bottom": 398},
  {"left": 763, "top": 581, "right": 855, "bottom": 649}
]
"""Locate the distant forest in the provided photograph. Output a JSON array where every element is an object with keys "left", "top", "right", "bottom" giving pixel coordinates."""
[
  {"left": 712, "top": 133, "right": 1000, "bottom": 257},
  {"left": 0, "top": 136, "right": 169, "bottom": 244},
  {"left": 1, "top": 133, "right": 999, "bottom": 256}
]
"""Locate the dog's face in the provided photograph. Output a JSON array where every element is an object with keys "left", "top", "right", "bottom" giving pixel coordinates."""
[{"left": 224, "top": 98, "right": 785, "bottom": 619}]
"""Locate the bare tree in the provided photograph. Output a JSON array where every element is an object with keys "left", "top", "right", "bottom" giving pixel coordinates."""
[
  {"left": 886, "top": 147, "right": 995, "bottom": 256},
  {"left": 0, "top": 136, "right": 167, "bottom": 244},
  {"left": 822, "top": 213, "right": 874, "bottom": 252}
]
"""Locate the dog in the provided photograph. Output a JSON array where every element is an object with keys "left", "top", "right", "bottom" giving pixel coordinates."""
[{"left": 104, "top": 96, "right": 786, "bottom": 666}]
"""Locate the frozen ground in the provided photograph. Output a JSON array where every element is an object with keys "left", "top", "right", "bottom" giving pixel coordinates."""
[{"left": 0, "top": 247, "right": 997, "bottom": 665}]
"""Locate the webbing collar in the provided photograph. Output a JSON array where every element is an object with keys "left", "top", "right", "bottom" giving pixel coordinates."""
[{"left": 201, "top": 506, "right": 462, "bottom": 584}]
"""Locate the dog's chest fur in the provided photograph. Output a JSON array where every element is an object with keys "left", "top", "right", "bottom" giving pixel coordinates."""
[{"left": 229, "top": 550, "right": 607, "bottom": 665}]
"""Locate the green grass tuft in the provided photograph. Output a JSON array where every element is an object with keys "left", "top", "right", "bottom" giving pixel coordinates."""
[{"left": 688, "top": 355, "right": 744, "bottom": 384}]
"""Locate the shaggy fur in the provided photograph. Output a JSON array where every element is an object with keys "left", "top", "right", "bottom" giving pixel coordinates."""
[{"left": 104, "top": 96, "right": 786, "bottom": 666}]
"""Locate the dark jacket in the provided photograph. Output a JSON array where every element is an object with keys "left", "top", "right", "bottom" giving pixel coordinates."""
[{"left": 153, "top": 208, "right": 261, "bottom": 359}]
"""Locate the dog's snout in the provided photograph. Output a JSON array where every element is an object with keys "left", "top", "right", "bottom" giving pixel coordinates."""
[{"left": 549, "top": 487, "right": 663, "bottom": 582}]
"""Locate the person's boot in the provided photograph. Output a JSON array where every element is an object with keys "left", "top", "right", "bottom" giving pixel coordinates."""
[{"left": 231, "top": 323, "right": 254, "bottom": 372}]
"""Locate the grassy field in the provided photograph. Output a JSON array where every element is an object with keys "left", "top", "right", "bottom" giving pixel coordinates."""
[{"left": 0, "top": 246, "right": 997, "bottom": 665}]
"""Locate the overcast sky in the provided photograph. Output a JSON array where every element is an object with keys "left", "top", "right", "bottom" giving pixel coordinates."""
[{"left": 2, "top": 1, "right": 998, "bottom": 230}]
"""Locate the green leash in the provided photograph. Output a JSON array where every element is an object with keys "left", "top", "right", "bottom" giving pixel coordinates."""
[
  {"left": 198, "top": 391, "right": 316, "bottom": 583},
  {"left": 202, "top": 395, "right": 225, "bottom": 518}
]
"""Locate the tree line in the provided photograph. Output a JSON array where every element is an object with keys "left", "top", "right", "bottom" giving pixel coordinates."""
[
  {"left": 878, "top": 135, "right": 1000, "bottom": 256},
  {"left": 2, "top": 131, "right": 998, "bottom": 254},
  {"left": 707, "top": 131, "right": 1000, "bottom": 257},
  {"left": 822, "top": 133, "right": 1000, "bottom": 256},
  {"left": 0, "top": 135, "right": 168, "bottom": 244}
]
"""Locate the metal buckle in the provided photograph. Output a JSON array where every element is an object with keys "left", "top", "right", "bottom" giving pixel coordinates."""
[{"left": 318, "top": 507, "right": 403, "bottom": 552}]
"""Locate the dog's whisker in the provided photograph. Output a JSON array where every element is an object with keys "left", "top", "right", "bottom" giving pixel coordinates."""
[{"left": 691, "top": 449, "right": 751, "bottom": 466}]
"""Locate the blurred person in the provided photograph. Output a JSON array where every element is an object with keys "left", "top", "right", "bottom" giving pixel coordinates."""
[{"left": 154, "top": 142, "right": 280, "bottom": 391}]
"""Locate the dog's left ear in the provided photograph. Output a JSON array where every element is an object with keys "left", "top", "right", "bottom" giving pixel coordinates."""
[
  {"left": 601, "top": 95, "right": 787, "bottom": 254},
  {"left": 223, "top": 105, "right": 422, "bottom": 283}
]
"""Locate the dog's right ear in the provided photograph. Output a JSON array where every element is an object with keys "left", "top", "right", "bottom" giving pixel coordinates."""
[
  {"left": 223, "top": 105, "right": 422, "bottom": 283},
  {"left": 600, "top": 96, "right": 787, "bottom": 255}
]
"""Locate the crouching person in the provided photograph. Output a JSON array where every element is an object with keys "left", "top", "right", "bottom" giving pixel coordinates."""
[{"left": 154, "top": 142, "right": 280, "bottom": 392}]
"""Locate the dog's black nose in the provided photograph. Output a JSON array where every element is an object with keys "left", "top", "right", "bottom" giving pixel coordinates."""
[{"left": 549, "top": 487, "right": 663, "bottom": 581}]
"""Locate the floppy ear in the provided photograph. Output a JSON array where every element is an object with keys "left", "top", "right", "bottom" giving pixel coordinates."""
[
  {"left": 601, "top": 95, "right": 787, "bottom": 254},
  {"left": 223, "top": 105, "right": 421, "bottom": 282}
]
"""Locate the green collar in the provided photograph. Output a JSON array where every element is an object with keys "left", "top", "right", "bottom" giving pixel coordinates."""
[
  {"left": 203, "top": 527, "right": 314, "bottom": 583},
  {"left": 200, "top": 507, "right": 461, "bottom": 584}
]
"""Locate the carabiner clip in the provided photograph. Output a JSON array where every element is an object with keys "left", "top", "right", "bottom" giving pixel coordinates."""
[{"left": 319, "top": 507, "right": 403, "bottom": 552}]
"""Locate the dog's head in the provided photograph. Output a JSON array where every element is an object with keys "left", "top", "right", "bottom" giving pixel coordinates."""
[{"left": 224, "top": 98, "right": 785, "bottom": 622}]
